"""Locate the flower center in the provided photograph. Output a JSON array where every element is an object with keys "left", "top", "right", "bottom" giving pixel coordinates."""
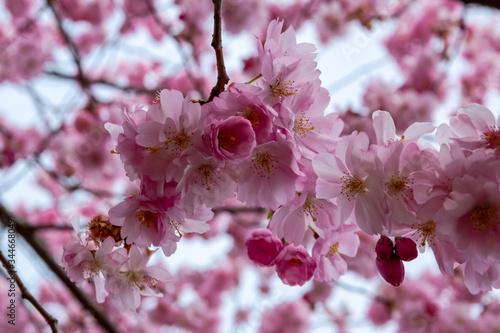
[
  {"left": 293, "top": 111, "right": 315, "bottom": 138},
  {"left": 385, "top": 174, "right": 410, "bottom": 197},
  {"left": 301, "top": 196, "right": 322, "bottom": 222},
  {"left": 218, "top": 130, "right": 237, "bottom": 151},
  {"left": 124, "top": 271, "right": 144, "bottom": 290},
  {"left": 239, "top": 107, "right": 260, "bottom": 127},
  {"left": 341, "top": 173, "right": 364, "bottom": 201},
  {"left": 412, "top": 220, "right": 436, "bottom": 246},
  {"left": 136, "top": 210, "right": 156, "bottom": 228},
  {"left": 469, "top": 203, "right": 497, "bottom": 232},
  {"left": 287, "top": 258, "right": 304, "bottom": 267},
  {"left": 326, "top": 242, "right": 340, "bottom": 257},
  {"left": 198, "top": 164, "right": 215, "bottom": 191},
  {"left": 482, "top": 128, "right": 500, "bottom": 149},
  {"left": 164, "top": 130, "right": 191, "bottom": 153},
  {"left": 270, "top": 78, "right": 296, "bottom": 98},
  {"left": 252, "top": 152, "right": 276, "bottom": 177}
]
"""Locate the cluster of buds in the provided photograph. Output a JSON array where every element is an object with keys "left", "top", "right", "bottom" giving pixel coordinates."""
[{"left": 375, "top": 236, "right": 418, "bottom": 286}]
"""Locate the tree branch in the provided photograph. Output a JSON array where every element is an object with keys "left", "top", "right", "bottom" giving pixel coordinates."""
[
  {"left": 202, "top": 0, "right": 230, "bottom": 104},
  {"left": 143, "top": 0, "right": 207, "bottom": 99},
  {"left": 46, "top": 0, "right": 88, "bottom": 90},
  {"left": 0, "top": 204, "right": 122, "bottom": 333},
  {"left": 0, "top": 251, "right": 58, "bottom": 332},
  {"left": 455, "top": 0, "right": 500, "bottom": 9},
  {"left": 45, "top": 70, "right": 157, "bottom": 94}
]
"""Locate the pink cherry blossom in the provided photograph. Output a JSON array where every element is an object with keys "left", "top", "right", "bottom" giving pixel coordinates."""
[
  {"left": 105, "top": 245, "right": 170, "bottom": 312},
  {"left": 270, "top": 191, "right": 339, "bottom": 245},
  {"left": 275, "top": 244, "right": 316, "bottom": 286},
  {"left": 109, "top": 194, "right": 172, "bottom": 248},
  {"left": 202, "top": 116, "right": 256, "bottom": 162},
  {"left": 176, "top": 150, "right": 237, "bottom": 214},
  {"left": 312, "top": 224, "right": 360, "bottom": 282},
  {"left": 259, "top": 300, "right": 310, "bottom": 333},
  {"left": 236, "top": 136, "right": 304, "bottom": 210},
  {"left": 245, "top": 228, "right": 283, "bottom": 267}
]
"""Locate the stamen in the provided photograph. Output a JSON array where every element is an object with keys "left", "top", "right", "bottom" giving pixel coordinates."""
[
  {"left": 341, "top": 172, "right": 364, "bottom": 201},
  {"left": 326, "top": 242, "right": 340, "bottom": 257},
  {"left": 411, "top": 220, "right": 436, "bottom": 247},
  {"left": 136, "top": 210, "right": 156, "bottom": 228},
  {"left": 469, "top": 203, "right": 497, "bottom": 232},
  {"left": 294, "top": 111, "right": 315, "bottom": 138}
]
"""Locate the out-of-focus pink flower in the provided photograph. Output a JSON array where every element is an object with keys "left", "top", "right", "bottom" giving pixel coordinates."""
[
  {"left": 245, "top": 228, "right": 283, "bottom": 267},
  {"left": 259, "top": 300, "right": 310, "bottom": 333},
  {"left": 275, "top": 244, "right": 316, "bottom": 286}
]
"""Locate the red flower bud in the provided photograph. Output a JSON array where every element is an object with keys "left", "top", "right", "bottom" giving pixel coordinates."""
[
  {"left": 376, "top": 253, "right": 405, "bottom": 287},
  {"left": 375, "top": 235, "right": 394, "bottom": 261},
  {"left": 394, "top": 237, "right": 418, "bottom": 261}
]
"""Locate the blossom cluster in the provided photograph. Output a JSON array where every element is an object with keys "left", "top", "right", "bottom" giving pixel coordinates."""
[
  {"left": 100, "top": 19, "right": 354, "bottom": 291},
  {"left": 59, "top": 18, "right": 500, "bottom": 313}
]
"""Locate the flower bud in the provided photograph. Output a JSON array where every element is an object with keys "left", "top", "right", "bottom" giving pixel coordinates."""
[
  {"left": 376, "top": 253, "right": 405, "bottom": 287},
  {"left": 375, "top": 235, "right": 393, "bottom": 261},
  {"left": 394, "top": 237, "right": 418, "bottom": 261},
  {"left": 245, "top": 228, "right": 283, "bottom": 266}
]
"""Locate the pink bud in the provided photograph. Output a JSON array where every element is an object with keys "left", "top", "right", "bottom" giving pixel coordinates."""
[
  {"left": 375, "top": 235, "right": 393, "bottom": 261},
  {"left": 245, "top": 228, "right": 283, "bottom": 266},
  {"left": 376, "top": 253, "right": 405, "bottom": 287},
  {"left": 394, "top": 237, "right": 418, "bottom": 261},
  {"left": 275, "top": 244, "right": 317, "bottom": 286}
]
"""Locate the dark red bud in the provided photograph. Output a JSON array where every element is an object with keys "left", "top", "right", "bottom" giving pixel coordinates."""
[
  {"left": 394, "top": 237, "right": 418, "bottom": 261},
  {"left": 376, "top": 235, "right": 394, "bottom": 261},
  {"left": 376, "top": 253, "right": 405, "bottom": 287}
]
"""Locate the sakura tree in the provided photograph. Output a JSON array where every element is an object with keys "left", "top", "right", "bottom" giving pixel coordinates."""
[{"left": 1, "top": 0, "right": 500, "bottom": 332}]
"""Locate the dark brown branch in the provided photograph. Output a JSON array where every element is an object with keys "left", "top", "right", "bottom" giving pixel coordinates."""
[
  {"left": 0, "top": 204, "right": 122, "bottom": 333},
  {"left": 202, "top": 0, "right": 230, "bottom": 104},
  {"left": 212, "top": 206, "right": 267, "bottom": 215},
  {"left": 25, "top": 224, "right": 74, "bottom": 231},
  {"left": 0, "top": 251, "right": 58, "bottom": 332},
  {"left": 454, "top": 0, "right": 500, "bottom": 9},
  {"left": 45, "top": 70, "right": 157, "bottom": 94}
]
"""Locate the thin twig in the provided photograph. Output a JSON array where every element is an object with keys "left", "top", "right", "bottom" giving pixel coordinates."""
[
  {"left": 143, "top": 0, "right": 207, "bottom": 99},
  {"left": 0, "top": 250, "right": 59, "bottom": 332},
  {"left": 202, "top": 0, "right": 230, "bottom": 104},
  {"left": 0, "top": 204, "right": 122, "bottom": 333},
  {"left": 46, "top": 0, "right": 88, "bottom": 90},
  {"left": 33, "top": 157, "right": 113, "bottom": 197}
]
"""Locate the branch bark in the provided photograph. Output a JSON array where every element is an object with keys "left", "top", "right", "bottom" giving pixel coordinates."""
[
  {"left": 203, "top": 0, "right": 230, "bottom": 104},
  {"left": 0, "top": 204, "right": 122, "bottom": 333},
  {"left": 455, "top": 0, "right": 500, "bottom": 10},
  {"left": 0, "top": 251, "right": 58, "bottom": 332}
]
